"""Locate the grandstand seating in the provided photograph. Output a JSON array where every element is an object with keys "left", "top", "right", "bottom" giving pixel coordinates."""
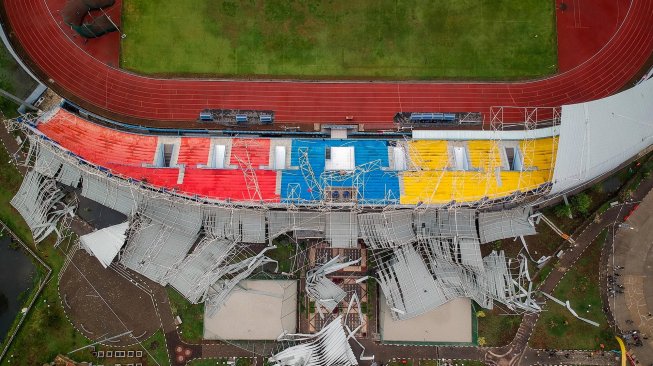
[
  {"left": 401, "top": 138, "right": 557, "bottom": 205},
  {"left": 467, "top": 140, "right": 502, "bottom": 171},
  {"left": 406, "top": 140, "right": 450, "bottom": 169},
  {"left": 231, "top": 138, "right": 271, "bottom": 167},
  {"left": 36, "top": 109, "right": 558, "bottom": 205},
  {"left": 280, "top": 140, "right": 400, "bottom": 203},
  {"left": 177, "top": 137, "right": 211, "bottom": 166},
  {"left": 37, "top": 109, "right": 280, "bottom": 202}
]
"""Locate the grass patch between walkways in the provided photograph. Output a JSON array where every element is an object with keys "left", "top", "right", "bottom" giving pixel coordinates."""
[
  {"left": 121, "top": 0, "right": 557, "bottom": 80},
  {"left": 530, "top": 229, "right": 617, "bottom": 350},
  {"left": 167, "top": 287, "right": 204, "bottom": 343},
  {"left": 476, "top": 307, "right": 521, "bottom": 347}
]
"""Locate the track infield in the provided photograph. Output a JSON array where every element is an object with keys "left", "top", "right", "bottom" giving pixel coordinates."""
[{"left": 120, "top": 0, "right": 557, "bottom": 80}]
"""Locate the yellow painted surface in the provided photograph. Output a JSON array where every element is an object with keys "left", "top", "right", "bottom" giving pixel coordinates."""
[
  {"left": 406, "top": 140, "right": 449, "bottom": 169},
  {"left": 401, "top": 137, "right": 557, "bottom": 204}
]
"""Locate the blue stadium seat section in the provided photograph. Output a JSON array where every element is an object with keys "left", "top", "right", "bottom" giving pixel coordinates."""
[{"left": 280, "top": 139, "right": 400, "bottom": 204}]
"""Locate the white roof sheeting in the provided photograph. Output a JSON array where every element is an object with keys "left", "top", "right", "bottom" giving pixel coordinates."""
[
  {"left": 269, "top": 315, "right": 358, "bottom": 366},
  {"left": 326, "top": 211, "right": 358, "bottom": 248},
  {"left": 81, "top": 222, "right": 128, "bottom": 268},
  {"left": 550, "top": 78, "right": 653, "bottom": 195},
  {"left": 412, "top": 126, "right": 558, "bottom": 140},
  {"left": 478, "top": 207, "right": 536, "bottom": 243},
  {"left": 358, "top": 210, "right": 416, "bottom": 249}
]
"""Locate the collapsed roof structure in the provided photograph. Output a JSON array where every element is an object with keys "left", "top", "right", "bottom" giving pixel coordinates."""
[{"left": 10, "top": 78, "right": 653, "bottom": 361}]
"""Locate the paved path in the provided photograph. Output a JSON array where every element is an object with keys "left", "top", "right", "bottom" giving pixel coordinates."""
[{"left": 609, "top": 179, "right": 653, "bottom": 364}]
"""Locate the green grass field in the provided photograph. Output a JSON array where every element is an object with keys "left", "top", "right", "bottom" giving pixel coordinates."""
[{"left": 121, "top": 0, "right": 557, "bottom": 80}]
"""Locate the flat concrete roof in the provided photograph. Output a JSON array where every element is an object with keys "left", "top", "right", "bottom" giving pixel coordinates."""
[
  {"left": 379, "top": 293, "right": 472, "bottom": 343},
  {"left": 204, "top": 280, "right": 297, "bottom": 340}
]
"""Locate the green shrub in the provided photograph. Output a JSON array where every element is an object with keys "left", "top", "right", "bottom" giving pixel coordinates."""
[
  {"left": 553, "top": 204, "right": 571, "bottom": 219},
  {"left": 572, "top": 193, "right": 592, "bottom": 215}
]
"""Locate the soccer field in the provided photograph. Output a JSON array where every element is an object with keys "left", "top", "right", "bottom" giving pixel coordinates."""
[{"left": 120, "top": 0, "right": 557, "bottom": 80}]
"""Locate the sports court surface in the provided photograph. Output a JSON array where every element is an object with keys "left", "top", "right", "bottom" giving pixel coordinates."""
[{"left": 379, "top": 295, "right": 473, "bottom": 344}]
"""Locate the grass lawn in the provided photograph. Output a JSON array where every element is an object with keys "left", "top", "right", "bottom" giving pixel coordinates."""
[
  {"left": 143, "top": 330, "right": 170, "bottom": 366},
  {"left": 268, "top": 236, "right": 296, "bottom": 274},
  {"left": 121, "top": 0, "right": 557, "bottom": 80},
  {"left": 529, "top": 229, "right": 617, "bottom": 350},
  {"left": 167, "top": 287, "right": 204, "bottom": 343},
  {"left": 476, "top": 307, "right": 521, "bottom": 347}
]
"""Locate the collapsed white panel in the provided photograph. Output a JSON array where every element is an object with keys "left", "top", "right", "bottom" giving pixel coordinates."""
[
  {"left": 269, "top": 316, "right": 358, "bottom": 366},
  {"left": 81, "top": 222, "right": 128, "bottom": 268},
  {"left": 478, "top": 206, "right": 536, "bottom": 243},
  {"left": 10, "top": 170, "right": 71, "bottom": 243},
  {"left": 358, "top": 210, "right": 416, "bottom": 249},
  {"left": 550, "top": 78, "right": 653, "bottom": 195},
  {"left": 81, "top": 172, "right": 140, "bottom": 215},
  {"left": 326, "top": 211, "right": 358, "bottom": 248}
]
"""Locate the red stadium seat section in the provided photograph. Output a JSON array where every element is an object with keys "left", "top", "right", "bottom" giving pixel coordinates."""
[{"left": 37, "top": 109, "right": 280, "bottom": 202}]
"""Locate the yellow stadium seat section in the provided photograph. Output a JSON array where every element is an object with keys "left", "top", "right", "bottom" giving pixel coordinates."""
[
  {"left": 400, "top": 138, "right": 558, "bottom": 205},
  {"left": 406, "top": 140, "right": 449, "bottom": 170}
]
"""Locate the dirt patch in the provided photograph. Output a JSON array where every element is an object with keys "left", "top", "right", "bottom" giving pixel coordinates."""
[{"left": 59, "top": 250, "right": 160, "bottom": 346}]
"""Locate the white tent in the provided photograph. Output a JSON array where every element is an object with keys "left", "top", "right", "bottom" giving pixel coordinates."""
[{"left": 81, "top": 222, "right": 129, "bottom": 268}]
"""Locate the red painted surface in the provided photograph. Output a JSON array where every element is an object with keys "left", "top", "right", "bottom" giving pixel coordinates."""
[
  {"left": 556, "top": 0, "right": 630, "bottom": 72},
  {"left": 5, "top": 0, "right": 653, "bottom": 129},
  {"left": 230, "top": 139, "right": 271, "bottom": 167},
  {"left": 37, "top": 109, "right": 280, "bottom": 202},
  {"left": 177, "top": 137, "right": 210, "bottom": 166}
]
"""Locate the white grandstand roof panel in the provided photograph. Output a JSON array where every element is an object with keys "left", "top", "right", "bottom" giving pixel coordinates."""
[
  {"left": 326, "top": 211, "right": 358, "bottom": 248},
  {"left": 80, "top": 222, "right": 128, "bottom": 268},
  {"left": 412, "top": 126, "right": 558, "bottom": 140},
  {"left": 551, "top": 78, "right": 653, "bottom": 195}
]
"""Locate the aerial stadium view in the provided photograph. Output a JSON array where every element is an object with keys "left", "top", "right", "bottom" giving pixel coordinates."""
[{"left": 0, "top": 0, "right": 651, "bottom": 365}]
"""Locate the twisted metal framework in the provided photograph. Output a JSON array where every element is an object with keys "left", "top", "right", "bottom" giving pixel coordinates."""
[
  {"left": 305, "top": 255, "right": 361, "bottom": 315},
  {"left": 9, "top": 131, "right": 77, "bottom": 246},
  {"left": 231, "top": 139, "right": 263, "bottom": 202},
  {"left": 5, "top": 113, "right": 549, "bottom": 362}
]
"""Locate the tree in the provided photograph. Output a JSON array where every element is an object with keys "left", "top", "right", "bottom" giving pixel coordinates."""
[{"left": 554, "top": 204, "right": 571, "bottom": 219}]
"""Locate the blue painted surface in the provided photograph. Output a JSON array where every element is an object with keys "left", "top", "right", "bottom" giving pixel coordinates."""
[{"left": 280, "top": 139, "right": 400, "bottom": 203}]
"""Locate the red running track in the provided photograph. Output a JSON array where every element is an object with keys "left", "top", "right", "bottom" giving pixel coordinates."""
[{"left": 4, "top": 0, "right": 653, "bottom": 129}]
